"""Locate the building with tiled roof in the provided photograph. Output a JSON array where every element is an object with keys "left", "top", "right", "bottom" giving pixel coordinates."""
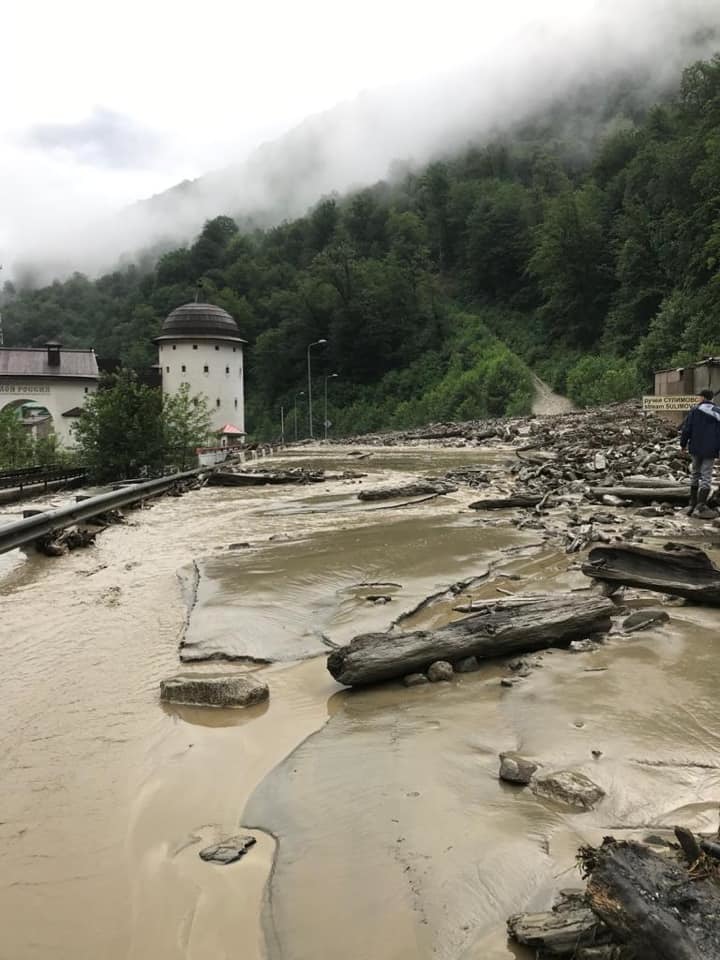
[{"left": 0, "top": 342, "right": 99, "bottom": 445}]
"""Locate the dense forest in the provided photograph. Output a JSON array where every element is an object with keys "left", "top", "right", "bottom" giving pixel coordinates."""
[{"left": 3, "top": 54, "right": 720, "bottom": 439}]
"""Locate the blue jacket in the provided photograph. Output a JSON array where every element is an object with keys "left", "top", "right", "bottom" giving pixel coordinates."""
[{"left": 680, "top": 402, "right": 720, "bottom": 458}]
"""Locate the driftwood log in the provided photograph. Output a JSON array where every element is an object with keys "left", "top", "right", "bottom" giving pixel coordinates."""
[
  {"left": 584, "top": 839, "right": 720, "bottom": 960},
  {"left": 327, "top": 593, "right": 614, "bottom": 686},
  {"left": 587, "top": 485, "right": 689, "bottom": 504},
  {"left": 582, "top": 542, "right": 720, "bottom": 605},
  {"left": 468, "top": 494, "right": 543, "bottom": 510},
  {"left": 207, "top": 469, "right": 360, "bottom": 487},
  {"left": 358, "top": 479, "right": 457, "bottom": 502},
  {"left": 508, "top": 891, "right": 613, "bottom": 955}
]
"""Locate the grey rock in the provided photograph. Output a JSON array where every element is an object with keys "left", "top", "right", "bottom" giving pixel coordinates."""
[
  {"left": 403, "top": 672, "right": 429, "bottom": 687},
  {"left": 199, "top": 834, "right": 256, "bottom": 864},
  {"left": 508, "top": 658, "right": 529, "bottom": 672},
  {"left": 569, "top": 639, "right": 598, "bottom": 653},
  {"left": 455, "top": 656, "right": 480, "bottom": 673},
  {"left": 160, "top": 673, "right": 269, "bottom": 708},
  {"left": 531, "top": 770, "right": 605, "bottom": 810},
  {"left": 499, "top": 753, "right": 538, "bottom": 785},
  {"left": 427, "top": 660, "right": 454, "bottom": 682},
  {"left": 500, "top": 677, "right": 517, "bottom": 688},
  {"left": 622, "top": 608, "right": 670, "bottom": 633}
]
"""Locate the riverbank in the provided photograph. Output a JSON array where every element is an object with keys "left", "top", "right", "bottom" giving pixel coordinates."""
[{"left": 1, "top": 435, "right": 718, "bottom": 959}]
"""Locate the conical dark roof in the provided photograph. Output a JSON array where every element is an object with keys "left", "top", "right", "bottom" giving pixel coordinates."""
[{"left": 155, "top": 302, "right": 245, "bottom": 342}]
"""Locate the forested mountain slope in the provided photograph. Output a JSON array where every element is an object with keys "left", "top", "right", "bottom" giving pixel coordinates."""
[{"left": 3, "top": 55, "right": 720, "bottom": 439}]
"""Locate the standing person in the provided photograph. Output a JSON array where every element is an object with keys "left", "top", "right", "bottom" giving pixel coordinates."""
[{"left": 680, "top": 388, "right": 720, "bottom": 518}]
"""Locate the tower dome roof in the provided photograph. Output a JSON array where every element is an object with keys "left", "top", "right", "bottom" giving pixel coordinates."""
[{"left": 155, "top": 302, "right": 245, "bottom": 342}]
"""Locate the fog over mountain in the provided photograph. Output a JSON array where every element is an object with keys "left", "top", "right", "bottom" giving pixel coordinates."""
[{"left": 5, "top": 0, "right": 720, "bottom": 285}]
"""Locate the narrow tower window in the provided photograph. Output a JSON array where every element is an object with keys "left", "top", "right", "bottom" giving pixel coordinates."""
[
  {"left": 203, "top": 365, "right": 209, "bottom": 373},
  {"left": 216, "top": 398, "right": 220, "bottom": 407},
  {"left": 181, "top": 365, "right": 186, "bottom": 373}
]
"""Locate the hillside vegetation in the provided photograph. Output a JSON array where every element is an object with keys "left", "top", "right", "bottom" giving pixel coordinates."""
[{"left": 3, "top": 55, "right": 720, "bottom": 439}]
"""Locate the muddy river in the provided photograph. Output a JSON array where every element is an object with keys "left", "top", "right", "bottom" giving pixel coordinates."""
[{"left": 1, "top": 446, "right": 719, "bottom": 960}]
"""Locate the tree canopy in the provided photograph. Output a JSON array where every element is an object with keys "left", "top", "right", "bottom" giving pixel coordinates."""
[{"left": 4, "top": 54, "right": 720, "bottom": 427}]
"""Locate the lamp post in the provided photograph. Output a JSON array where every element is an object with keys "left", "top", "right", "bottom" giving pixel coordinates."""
[
  {"left": 294, "top": 391, "right": 304, "bottom": 441},
  {"left": 307, "top": 338, "right": 327, "bottom": 440},
  {"left": 280, "top": 405, "right": 285, "bottom": 445},
  {"left": 324, "top": 373, "right": 338, "bottom": 441}
]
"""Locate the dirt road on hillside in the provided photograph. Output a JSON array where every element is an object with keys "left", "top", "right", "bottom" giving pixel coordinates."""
[{"left": 531, "top": 374, "right": 575, "bottom": 415}]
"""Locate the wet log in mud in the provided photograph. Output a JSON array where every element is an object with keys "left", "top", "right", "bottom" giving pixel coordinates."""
[
  {"left": 327, "top": 592, "right": 614, "bottom": 687},
  {"left": 582, "top": 542, "right": 720, "bottom": 605},
  {"left": 207, "top": 468, "right": 360, "bottom": 486},
  {"left": 507, "top": 891, "right": 613, "bottom": 955},
  {"left": 583, "top": 838, "right": 720, "bottom": 960},
  {"left": 358, "top": 479, "right": 458, "bottom": 501},
  {"left": 468, "top": 494, "right": 543, "bottom": 510},
  {"left": 587, "top": 485, "right": 689, "bottom": 504}
]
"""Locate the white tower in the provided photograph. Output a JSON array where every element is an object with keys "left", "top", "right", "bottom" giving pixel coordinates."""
[{"left": 154, "top": 302, "right": 246, "bottom": 435}]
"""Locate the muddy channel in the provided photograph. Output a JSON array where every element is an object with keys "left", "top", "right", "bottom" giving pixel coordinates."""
[{"left": 1, "top": 445, "right": 719, "bottom": 960}]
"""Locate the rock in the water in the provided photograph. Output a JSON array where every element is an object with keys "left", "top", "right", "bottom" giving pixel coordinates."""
[
  {"left": 622, "top": 608, "right": 670, "bottom": 632},
  {"left": 160, "top": 673, "right": 269, "bottom": 708},
  {"left": 569, "top": 639, "right": 598, "bottom": 653},
  {"left": 454, "top": 656, "right": 480, "bottom": 673},
  {"left": 199, "top": 834, "right": 256, "bottom": 864},
  {"left": 499, "top": 753, "right": 538, "bottom": 785},
  {"left": 532, "top": 770, "right": 605, "bottom": 810},
  {"left": 427, "top": 660, "right": 454, "bottom": 682},
  {"left": 403, "top": 672, "right": 429, "bottom": 687},
  {"left": 500, "top": 678, "right": 517, "bottom": 688}
]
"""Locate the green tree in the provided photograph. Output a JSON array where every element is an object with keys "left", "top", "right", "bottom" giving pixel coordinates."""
[
  {"left": 72, "top": 371, "right": 164, "bottom": 481},
  {"left": 163, "top": 384, "right": 212, "bottom": 470},
  {"left": 0, "top": 408, "right": 33, "bottom": 469}
]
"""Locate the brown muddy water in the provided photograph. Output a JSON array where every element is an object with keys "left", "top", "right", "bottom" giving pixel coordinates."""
[{"left": 1, "top": 446, "right": 719, "bottom": 960}]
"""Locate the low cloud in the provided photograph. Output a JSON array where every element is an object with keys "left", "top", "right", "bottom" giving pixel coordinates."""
[{"left": 20, "top": 107, "right": 165, "bottom": 170}]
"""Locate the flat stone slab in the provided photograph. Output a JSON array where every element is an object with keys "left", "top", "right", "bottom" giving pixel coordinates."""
[
  {"left": 531, "top": 770, "right": 605, "bottom": 810},
  {"left": 199, "top": 835, "right": 257, "bottom": 864},
  {"left": 160, "top": 673, "right": 269, "bottom": 708}
]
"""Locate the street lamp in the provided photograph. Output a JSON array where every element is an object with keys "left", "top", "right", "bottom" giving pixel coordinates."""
[
  {"left": 324, "top": 373, "right": 339, "bottom": 441},
  {"left": 294, "top": 391, "right": 305, "bottom": 442},
  {"left": 307, "top": 338, "right": 327, "bottom": 440}
]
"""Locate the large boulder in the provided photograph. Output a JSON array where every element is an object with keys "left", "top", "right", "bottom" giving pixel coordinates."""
[
  {"left": 531, "top": 770, "right": 605, "bottom": 810},
  {"left": 160, "top": 673, "right": 268, "bottom": 708},
  {"left": 427, "top": 661, "right": 454, "bottom": 682}
]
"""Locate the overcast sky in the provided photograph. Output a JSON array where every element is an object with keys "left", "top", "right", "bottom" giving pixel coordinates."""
[{"left": 1, "top": 0, "right": 717, "bottom": 278}]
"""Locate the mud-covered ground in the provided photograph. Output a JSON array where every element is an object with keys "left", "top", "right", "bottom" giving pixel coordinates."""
[{"left": 1, "top": 436, "right": 718, "bottom": 960}]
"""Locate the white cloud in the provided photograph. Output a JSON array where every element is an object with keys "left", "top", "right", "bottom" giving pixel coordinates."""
[{"left": 1, "top": 0, "right": 719, "bottom": 279}]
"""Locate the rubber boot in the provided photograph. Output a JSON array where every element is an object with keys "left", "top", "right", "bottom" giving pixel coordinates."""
[
  {"left": 694, "top": 487, "right": 718, "bottom": 520},
  {"left": 685, "top": 485, "right": 699, "bottom": 516}
]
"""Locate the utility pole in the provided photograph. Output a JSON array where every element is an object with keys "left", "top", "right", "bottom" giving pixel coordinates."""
[
  {"left": 280, "top": 405, "right": 285, "bottom": 445},
  {"left": 0, "top": 265, "right": 4, "bottom": 346},
  {"left": 306, "top": 339, "right": 327, "bottom": 439},
  {"left": 294, "top": 391, "right": 304, "bottom": 441}
]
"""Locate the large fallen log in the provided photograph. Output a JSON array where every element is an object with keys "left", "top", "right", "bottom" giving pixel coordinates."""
[
  {"left": 327, "top": 592, "right": 614, "bottom": 687},
  {"left": 208, "top": 469, "right": 360, "bottom": 487},
  {"left": 583, "top": 838, "right": 720, "bottom": 960},
  {"left": 468, "top": 494, "right": 543, "bottom": 510},
  {"left": 587, "top": 485, "right": 689, "bottom": 504},
  {"left": 508, "top": 891, "right": 613, "bottom": 956},
  {"left": 582, "top": 542, "right": 720, "bottom": 605},
  {"left": 357, "top": 479, "right": 457, "bottom": 501}
]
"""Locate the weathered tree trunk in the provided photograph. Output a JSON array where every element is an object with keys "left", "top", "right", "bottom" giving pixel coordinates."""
[
  {"left": 358, "top": 479, "right": 457, "bottom": 501},
  {"left": 468, "top": 494, "right": 543, "bottom": 510},
  {"left": 585, "top": 839, "right": 720, "bottom": 960},
  {"left": 587, "top": 485, "right": 689, "bottom": 504},
  {"left": 508, "top": 891, "right": 613, "bottom": 955},
  {"left": 582, "top": 542, "right": 720, "bottom": 605},
  {"left": 327, "top": 593, "right": 614, "bottom": 687}
]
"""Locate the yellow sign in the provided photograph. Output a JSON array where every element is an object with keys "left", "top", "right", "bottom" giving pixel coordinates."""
[{"left": 642, "top": 395, "right": 698, "bottom": 411}]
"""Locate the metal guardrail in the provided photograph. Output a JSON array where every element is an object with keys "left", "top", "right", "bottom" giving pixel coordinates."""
[
  {"left": 0, "top": 467, "right": 209, "bottom": 556},
  {"left": 0, "top": 464, "right": 88, "bottom": 492}
]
